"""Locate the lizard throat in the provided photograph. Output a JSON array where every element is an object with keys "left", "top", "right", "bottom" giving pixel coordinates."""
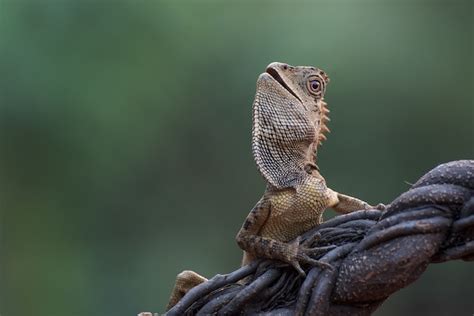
[{"left": 266, "top": 67, "right": 302, "bottom": 103}]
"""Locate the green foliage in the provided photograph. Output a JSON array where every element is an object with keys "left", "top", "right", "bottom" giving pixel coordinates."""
[{"left": 0, "top": 1, "right": 472, "bottom": 315}]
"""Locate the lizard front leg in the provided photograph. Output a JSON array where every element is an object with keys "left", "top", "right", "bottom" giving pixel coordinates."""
[
  {"left": 327, "top": 189, "right": 384, "bottom": 214},
  {"left": 236, "top": 198, "right": 332, "bottom": 276}
]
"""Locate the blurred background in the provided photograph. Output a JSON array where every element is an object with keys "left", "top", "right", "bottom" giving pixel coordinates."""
[{"left": 0, "top": 1, "right": 472, "bottom": 315}]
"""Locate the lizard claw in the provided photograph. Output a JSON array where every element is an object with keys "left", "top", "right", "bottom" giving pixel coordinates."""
[
  {"left": 305, "top": 245, "right": 336, "bottom": 256},
  {"left": 296, "top": 249, "right": 333, "bottom": 270},
  {"left": 301, "top": 232, "right": 322, "bottom": 248},
  {"left": 286, "top": 236, "right": 333, "bottom": 276},
  {"left": 290, "top": 259, "right": 307, "bottom": 277},
  {"left": 286, "top": 237, "right": 307, "bottom": 276},
  {"left": 301, "top": 233, "right": 336, "bottom": 256}
]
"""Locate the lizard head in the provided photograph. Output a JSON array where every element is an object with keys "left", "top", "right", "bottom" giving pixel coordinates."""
[
  {"left": 253, "top": 62, "right": 331, "bottom": 187},
  {"left": 260, "top": 62, "right": 331, "bottom": 146}
]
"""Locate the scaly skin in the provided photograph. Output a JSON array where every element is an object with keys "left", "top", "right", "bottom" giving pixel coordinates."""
[
  {"left": 165, "top": 62, "right": 381, "bottom": 310},
  {"left": 237, "top": 173, "right": 372, "bottom": 273}
]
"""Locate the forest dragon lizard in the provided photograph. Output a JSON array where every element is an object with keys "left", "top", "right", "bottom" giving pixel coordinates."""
[{"left": 165, "top": 62, "right": 383, "bottom": 310}]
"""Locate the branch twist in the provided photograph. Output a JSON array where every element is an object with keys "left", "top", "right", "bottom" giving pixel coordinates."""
[{"left": 166, "top": 160, "right": 474, "bottom": 316}]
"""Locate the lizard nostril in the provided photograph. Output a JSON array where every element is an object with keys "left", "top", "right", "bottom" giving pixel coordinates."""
[{"left": 283, "top": 64, "right": 288, "bottom": 70}]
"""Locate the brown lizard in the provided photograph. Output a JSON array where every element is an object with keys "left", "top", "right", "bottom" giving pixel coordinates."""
[{"left": 165, "top": 62, "right": 382, "bottom": 310}]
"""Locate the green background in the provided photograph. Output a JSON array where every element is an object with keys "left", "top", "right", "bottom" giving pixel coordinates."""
[{"left": 1, "top": 1, "right": 473, "bottom": 315}]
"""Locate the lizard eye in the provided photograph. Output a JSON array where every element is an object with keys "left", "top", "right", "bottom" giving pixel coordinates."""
[{"left": 307, "top": 78, "right": 323, "bottom": 96}]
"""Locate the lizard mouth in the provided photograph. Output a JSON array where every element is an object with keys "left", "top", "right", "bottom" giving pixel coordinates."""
[{"left": 266, "top": 67, "right": 302, "bottom": 102}]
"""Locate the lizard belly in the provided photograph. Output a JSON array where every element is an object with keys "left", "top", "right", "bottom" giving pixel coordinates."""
[{"left": 259, "top": 175, "right": 331, "bottom": 242}]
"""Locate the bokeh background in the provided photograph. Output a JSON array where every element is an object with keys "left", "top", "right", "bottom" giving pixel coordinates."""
[{"left": 1, "top": 1, "right": 473, "bottom": 315}]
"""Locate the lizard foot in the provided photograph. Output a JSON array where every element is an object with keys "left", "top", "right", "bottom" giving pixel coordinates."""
[
  {"left": 288, "top": 236, "right": 334, "bottom": 276},
  {"left": 374, "top": 203, "right": 386, "bottom": 211}
]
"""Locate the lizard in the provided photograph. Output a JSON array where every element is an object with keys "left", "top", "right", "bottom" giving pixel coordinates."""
[{"left": 165, "top": 62, "right": 383, "bottom": 310}]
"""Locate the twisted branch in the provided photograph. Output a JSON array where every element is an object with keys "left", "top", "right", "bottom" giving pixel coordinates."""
[{"left": 166, "top": 160, "right": 474, "bottom": 316}]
